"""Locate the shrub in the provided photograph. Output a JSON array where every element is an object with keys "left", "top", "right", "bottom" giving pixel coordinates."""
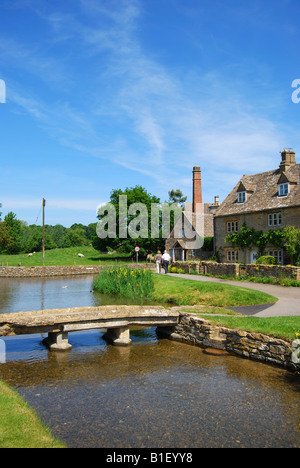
[
  {"left": 93, "top": 266, "right": 154, "bottom": 299},
  {"left": 256, "top": 255, "right": 277, "bottom": 265},
  {"left": 176, "top": 268, "right": 186, "bottom": 274}
]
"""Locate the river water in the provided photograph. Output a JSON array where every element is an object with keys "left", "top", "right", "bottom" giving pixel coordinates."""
[{"left": 0, "top": 275, "right": 299, "bottom": 448}]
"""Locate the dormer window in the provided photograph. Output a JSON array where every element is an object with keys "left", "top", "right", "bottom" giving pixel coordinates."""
[
  {"left": 278, "top": 182, "right": 289, "bottom": 197},
  {"left": 236, "top": 180, "right": 255, "bottom": 204},
  {"left": 237, "top": 191, "right": 246, "bottom": 203}
]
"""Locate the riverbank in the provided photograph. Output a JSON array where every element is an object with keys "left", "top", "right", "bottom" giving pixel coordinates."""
[
  {"left": 0, "top": 263, "right": 153, "bottom": 277},
  {"left": 0, "top": 380, "right": 65, "bottom": 448}
]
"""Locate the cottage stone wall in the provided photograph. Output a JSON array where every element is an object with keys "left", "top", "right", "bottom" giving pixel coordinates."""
[
  {"left": 214, "top": 206, "right": 300, "bottom": 264},
  {"left": 170, "top": 260, "right": 300, "bottom": 281},
  {"left": 160, "top": 313, "right": 298, "bottom": 372}
]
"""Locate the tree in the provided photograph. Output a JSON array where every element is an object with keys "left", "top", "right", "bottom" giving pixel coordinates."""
[
  {"left": 4, "top": 212, "right": 22, "bottom": 254},
  {"left": 24, "top": 227, "right": 57, "bottom": 253},
  {"left": 168, "top": 189, "right": 187, "bottom": 207},
  {"left": 94, "top": 185, "right": 165, "bottom": 254},
  {"left": 283, "top": 226, "right": 300, "bottom": 265},
  {"left": 63, "top": 227, "right": 88, "bottom": 247},
  {"left": 0, "top": 222, "right": 11, "bottom": 253}
]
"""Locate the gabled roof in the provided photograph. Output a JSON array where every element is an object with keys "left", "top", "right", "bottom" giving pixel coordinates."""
[
  {"left": 215, "top": 164, "right": 300, "bottom": 217},
  {"left": 237, "top": 181, "right": 256, "bottom": 193}
]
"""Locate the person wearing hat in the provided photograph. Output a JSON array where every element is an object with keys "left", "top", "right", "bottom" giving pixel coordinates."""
[{"left": 154, "top": 250, "right": 162, "bottom": 274}]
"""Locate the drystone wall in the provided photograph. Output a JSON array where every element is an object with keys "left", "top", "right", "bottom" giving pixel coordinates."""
[
  {"left": 0, "top": 264, "right": 154, "bottom": 278},
  {"left": 171, "top": 261, "right": 300, "bottom": 281},
  {"left": 160, "top": 312, "right": 298, "bottom": 372}
]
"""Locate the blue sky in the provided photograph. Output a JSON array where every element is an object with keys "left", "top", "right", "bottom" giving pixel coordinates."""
[{"left": 1, "top": 0, "right": 300, "bottom": 227}]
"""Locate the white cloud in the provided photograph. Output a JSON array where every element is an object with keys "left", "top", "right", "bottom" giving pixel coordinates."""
[{"left": 2, "top": 0, "right": 291, "bottom": 201}]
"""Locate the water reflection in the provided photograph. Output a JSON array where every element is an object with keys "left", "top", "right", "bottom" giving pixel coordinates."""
[
  {"left": 0, "top": 276, "right": 299, "bottom": 448},
  {"left": 0, "top": 275, "right": 153, "bottom": 314}
]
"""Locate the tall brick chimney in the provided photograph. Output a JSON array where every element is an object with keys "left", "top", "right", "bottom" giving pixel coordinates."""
[
  {"left": 279, "top": 149, "right": 296, "bottom": 173},
  {"left": 192, "top": 166, "right": 202, "bottom": 213}
]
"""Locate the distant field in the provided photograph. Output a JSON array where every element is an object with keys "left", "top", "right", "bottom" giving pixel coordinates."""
[{"left": 0, "top": 246, "right": 137, "bottom": 267}]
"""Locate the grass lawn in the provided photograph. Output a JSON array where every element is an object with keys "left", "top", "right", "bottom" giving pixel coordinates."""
[
  {"left": 0, "top": 246, "right": 134, "bottom": 267},
  {"left": 194, "top": 315, "right": 300, "bottom": 341},
  {"left": 0, "top": 380, "right": 65, "bottom": 448},
  {"left": 152, "top": 274, "right": 277, "bottom": 307}
]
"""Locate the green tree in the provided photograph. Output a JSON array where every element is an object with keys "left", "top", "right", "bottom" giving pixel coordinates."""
[
  {"left": 63, "top": 227, "right": 88, "bottom": 247},
  {"left": 24, "top": 227, "right": 57, "bottom": 253},
  {"left": 0, "top": 222, "right": 11, "bottom": 253},
  {"left": 168, "top": 189, "right": 187, "bottom": 207},
  {"left": 94, "top": 185, "right": 165, "bottom": 254},
  {"left": 4, "top": 212, "right": 22, "bottom": 254},
  {"left": 283, "top": 226, "right": 300, "bottom": 265}
]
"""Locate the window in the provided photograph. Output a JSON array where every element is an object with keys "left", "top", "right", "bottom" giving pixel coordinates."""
[
  {"left": 227, "top": 220, "right": 239, "bottom": 233},
  {"left": 278, "top": 183, "right": 289, "bottom": 196},
  {"left": 268, "top": 212, "right": 282, "bottom": 226},
  {"left": 226, "top": 249, "right": 239, "bottom": 262},
  {"left": 237, "top": 191, "right": 246, "bottom": 203},
  {"left": 268, "top": 249, "right": 283, "bottom": 265}
]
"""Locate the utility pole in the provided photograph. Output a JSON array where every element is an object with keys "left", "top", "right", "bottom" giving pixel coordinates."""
[{"left": 42, "top": 198, "right": 46, "bottom": 265}]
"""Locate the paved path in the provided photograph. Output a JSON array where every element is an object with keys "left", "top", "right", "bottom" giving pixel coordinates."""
[{"left": 165, "top": 273, "right": 300, "bottom": 317}]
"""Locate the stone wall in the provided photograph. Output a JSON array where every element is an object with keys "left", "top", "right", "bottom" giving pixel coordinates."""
[
  {"left": 160, "top": 312, "right": 298, "bottom": 372},
  {"left": 241, "top": 263, "right": 300, "bottom": 281},
  {"left": 170, "top": 260, "right": 300, "bottom": 281},
  {"left": 0, "top": 264, "right": 154, "bottom": 278}
]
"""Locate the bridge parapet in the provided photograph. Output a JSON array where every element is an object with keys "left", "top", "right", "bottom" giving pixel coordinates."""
[{"left": 0, "top": 305, "right": 179, "bottom": 350}]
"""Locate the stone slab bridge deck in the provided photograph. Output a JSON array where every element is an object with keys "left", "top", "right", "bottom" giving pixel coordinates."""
[{"left": 0, "top": 306, "right": 179, "bottom": 351}]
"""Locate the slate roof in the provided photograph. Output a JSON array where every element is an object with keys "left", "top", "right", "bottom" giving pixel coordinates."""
[{"left": 215, "top": 164, "right": 300, "bottom": 217}]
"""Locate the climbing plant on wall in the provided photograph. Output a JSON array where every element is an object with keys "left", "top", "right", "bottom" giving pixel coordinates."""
[{"left": 225, "top": 223, "right": 285, "bottom": 257}]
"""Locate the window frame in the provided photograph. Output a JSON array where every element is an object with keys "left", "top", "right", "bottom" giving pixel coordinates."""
[
  {"left": 237, "top": 191, "right": 246, "bottom": 203},
  {"left": 226, "top": 249, "right": 239, "bottom": 263},
  {"left": 278, "top": 183, "right": 289, "bottom": 197},
  {"left": 267, "top": 249, "right": 283, "bottom": 265},
  {"left": 227, "top": 220, "right": 239, "bottom": 233},
  {"left": 268, "top": 212, "right": 282, "bottom": 227}
]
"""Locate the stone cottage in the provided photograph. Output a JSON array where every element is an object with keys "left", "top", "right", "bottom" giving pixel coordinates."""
[
  {"left": 165, "top": 166, "right": 219, "bottom": 261},
  {"left": 214, "top": 149, "right": 300, "bottom": 264}
]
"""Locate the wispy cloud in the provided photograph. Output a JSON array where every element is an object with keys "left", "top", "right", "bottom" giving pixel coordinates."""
[{"left": 2, "top": 0, "right": 290, "bottom": 203}]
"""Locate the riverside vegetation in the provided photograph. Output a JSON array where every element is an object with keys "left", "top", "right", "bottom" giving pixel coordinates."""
[{"left": 92, "top": 266, "right": 277, "bottom": 308}]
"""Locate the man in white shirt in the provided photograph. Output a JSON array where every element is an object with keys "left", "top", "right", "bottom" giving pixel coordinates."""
[{"left": 162, "top": 250, "right": 171, "bottom": 274}]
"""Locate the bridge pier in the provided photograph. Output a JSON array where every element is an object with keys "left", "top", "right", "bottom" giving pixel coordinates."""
[
  {"left": 43, "top": 332, "right": 72, "bottom": 351},
  {"left": 103, "top": 326, "right": 132, "bottom": 346}
]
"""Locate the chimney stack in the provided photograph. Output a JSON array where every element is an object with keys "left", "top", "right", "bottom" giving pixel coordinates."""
[
  {"left": 193, "top": 166, "right": 202, "bottom": 213},
  {"left": 279, "top": 149, "right": 296, "bottom": 172}
]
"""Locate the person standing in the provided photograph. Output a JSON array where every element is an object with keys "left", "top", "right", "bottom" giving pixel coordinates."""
[
  {"left": 162, "top": 250, "right": 171, "bottom": 274},
  {"left": 154, "top": 251, "right": 162, "bottom": 274}
]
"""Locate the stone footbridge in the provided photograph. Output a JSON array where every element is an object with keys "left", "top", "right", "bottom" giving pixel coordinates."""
[{"left": 0, "top": 306, "right": 179, "bottom": 351}]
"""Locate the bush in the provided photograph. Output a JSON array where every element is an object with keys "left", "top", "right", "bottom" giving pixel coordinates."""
[
  {"left": 256, "top": 255, "right": 277, "bottom": 265},
  {"left": 93, "top": 267, "right": 154, "bottom": 299},
  {"left": 176, "top": 268, "right": 186, "bottom": 274}
]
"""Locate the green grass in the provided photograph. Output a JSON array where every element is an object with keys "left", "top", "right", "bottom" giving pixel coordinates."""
[
  {"left": 0, "top": 380, "right": 65, "bottom": 448},
  {"left": 0, "top": 246, "right": 135, "bottom": 266},
  {"left": 195, "top": 315, "right": 300, "bottom": 341},
  {"left": 177, "top": 305, "right": 242, "bottom": 315},
  {"left": 152, "top": 275, "right": 277, "bottom": 307}
]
